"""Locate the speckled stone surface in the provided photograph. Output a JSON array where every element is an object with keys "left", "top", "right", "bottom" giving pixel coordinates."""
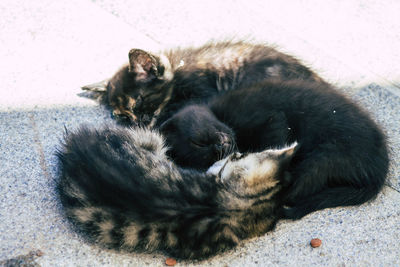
[{"left": 1, "top": 0, "right": 399, "bottom": 266}]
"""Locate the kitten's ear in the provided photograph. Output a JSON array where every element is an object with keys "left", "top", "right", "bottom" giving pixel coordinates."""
[
  {"left": 277, "top": 142, "right": 298, "bottom": 159},
  {"left": 276, "top": 142, "right": 298, "bottom": 185},
  {"left": 81, "top": 79, "right": 108, "bottom": 92},
  {"left": 128, "top": 49, "right": 160, "bottom": 82},
  {"left": 207, "top": 157, "right": 229, "bottom": 176},
  {"left": 159, "top": 118, "right": 176, "bottom": 134},
  {"left": 276, "top": 142, "right": 298, "bottom": 170}
]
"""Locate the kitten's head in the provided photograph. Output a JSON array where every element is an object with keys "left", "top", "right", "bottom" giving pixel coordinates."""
[
  {"left": 127, "top": 49, "right": 174, "bottom": 118},
  {"left": 96, "top": 49, "right": 173, "bottom": 125},
  {"left": 83, "top": 49, "right": 174, "bottom": 125},
  {"left": 160, "top": 105, "right": 237, "bottom": 170},
  {"left": 207, "top": 143, "right": 297, "bottom": 197}
]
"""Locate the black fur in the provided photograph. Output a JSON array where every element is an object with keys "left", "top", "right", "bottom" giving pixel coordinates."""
[
  {"left": 160, "top": 105, "right": 236, "bottom": 169},
  {"left": 160, "top": 80, "right": 389, "bottom": 219}
]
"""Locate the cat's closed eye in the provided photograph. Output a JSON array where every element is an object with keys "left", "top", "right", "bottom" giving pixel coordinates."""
[{"left": 190, "top": 140, "right": 207, "bottom": 148}]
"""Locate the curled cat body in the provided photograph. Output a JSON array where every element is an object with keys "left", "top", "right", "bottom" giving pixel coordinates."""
[
  {"left": 82, "top": 41, "right": 323, "bottom": 127},
  {"left": 160, "top": 79, "right": 389, "bottom": 219},
  {"left": 57, "top": 126, "right": 297, "bottom": 260}
]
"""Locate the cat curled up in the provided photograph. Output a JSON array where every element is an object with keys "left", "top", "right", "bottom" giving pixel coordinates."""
[
  {"left": 56, "top": 126, "right": 297, "bottom": 260},
  {"left": 160, "top": 80, "right": 389, "bottom": 219},
  {"left": 82, "top": 41, "right": 323, "bottom": 127}
]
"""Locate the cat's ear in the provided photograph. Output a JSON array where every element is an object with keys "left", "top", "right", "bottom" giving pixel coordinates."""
[
  {"left": 81, "top": 79, "right": 108, "bottom": 92},
  {"left": 159, "top": 118, "right": 176, "bottom": 134},
  {"left": 128, "top": 49, "right": 160, "bottom": 82},
  {"left": 275, "top": 142, "right": 298, "bottom": 167},
  {"left": 206, "top": 157, "right": 229, "bottom": 176},
  {"left": 276, "top": 142, "right": 298, "bottom": 185},
  {"left": 277, "top": 142, "right": 298, "bottom": 159}
]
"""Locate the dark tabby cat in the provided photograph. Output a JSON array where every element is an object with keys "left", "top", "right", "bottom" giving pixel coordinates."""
[
  {"left": 82, "top": 41, "right": 322, "bottom": 127},
  {"left": 160, "top": 79, "right": 389, "bottom": 219},
  {"left": 56, "top": 126, "right": 297, "bottom": 259}
]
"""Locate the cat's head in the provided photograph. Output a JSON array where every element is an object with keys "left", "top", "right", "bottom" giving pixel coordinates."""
[
  {"left": 125, "top": 49, "right": 174, "bottom": 120},
  {"left": 207, "top": 143, "right": 297, "bottom": 197},
  {"left": 160, "top": 105, "right": 237, "bottom": 170},
  {"left": 82, "top": 49, "right": 174, "bottom": 124}
]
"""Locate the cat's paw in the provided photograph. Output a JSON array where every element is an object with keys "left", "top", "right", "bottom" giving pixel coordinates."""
[{"left": 112, "top": 111, "right": 138, "bottom": 127}]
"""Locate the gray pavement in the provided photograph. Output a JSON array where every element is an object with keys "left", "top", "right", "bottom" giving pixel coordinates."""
[{"left": 1, "top": 0, "right": 399, "bottom": 266}]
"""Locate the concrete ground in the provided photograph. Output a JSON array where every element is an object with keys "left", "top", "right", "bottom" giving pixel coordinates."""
[{"left": 1, "top": 0, "right": 399, "bottom": 266}]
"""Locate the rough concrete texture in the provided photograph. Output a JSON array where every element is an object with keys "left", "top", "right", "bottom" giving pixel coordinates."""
[{"left": 0, "top": 0, "right": 399, "bottom": 266}]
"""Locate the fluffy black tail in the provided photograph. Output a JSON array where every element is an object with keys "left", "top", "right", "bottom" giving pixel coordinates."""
[{"left": 283, "top": 184, "right": 385, "bottom": 219}]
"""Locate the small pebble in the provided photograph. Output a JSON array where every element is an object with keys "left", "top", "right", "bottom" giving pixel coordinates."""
[
  {"left": 310, "top": 238, "right": 322, "bottom": 248},
  {"left": 36, "top": 250, "right": 44, "bottom": 257},
  {"left": 165, "top": 257, "right": 177, "bottom": 266}
]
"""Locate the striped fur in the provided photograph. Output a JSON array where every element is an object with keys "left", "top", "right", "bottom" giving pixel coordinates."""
[{"left": 56, "top": 126, "right": 296, "bottom": 259}]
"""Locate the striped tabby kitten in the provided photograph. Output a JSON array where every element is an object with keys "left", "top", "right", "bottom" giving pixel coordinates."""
[
  {"left": 57, "top": 126, "right": 297, "bottom": 259},
  {"left": 82, "top": 41, "right": 322, "bottom": 127}
]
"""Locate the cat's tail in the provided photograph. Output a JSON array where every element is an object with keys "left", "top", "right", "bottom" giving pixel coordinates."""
[
  {"left": 283, "top": 185, "right": 386, "bottom": 220},
  {"left": 283, "top": 132, "right": 389, "bottom": 220},
  {"left": 56, "top": 126, "right": 222, "bottom": 258}
]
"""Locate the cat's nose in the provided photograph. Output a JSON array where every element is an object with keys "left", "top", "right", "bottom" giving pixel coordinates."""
[
  {"left": 218, "top": 132, "right": 231, "bottom": 145},
  {"left": 214, "top": 142, "right": 230, "bottom": 151},
  {"left": 214, "top": 133, "right": 233, "bottom": 153}
]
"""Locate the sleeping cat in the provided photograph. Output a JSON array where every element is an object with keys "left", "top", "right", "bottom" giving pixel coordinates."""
[
  {"left": 160, "top": 79, "right": 389, "bottom": 219},
  {"left": 158, "top": 104, "right": 237, "bottom": 168},
  {"left": 56, "top": 125, "right": 297, "bottom": 259},
  {"left": 82, "top": 41, "right": 323, "bottom": 127}
]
